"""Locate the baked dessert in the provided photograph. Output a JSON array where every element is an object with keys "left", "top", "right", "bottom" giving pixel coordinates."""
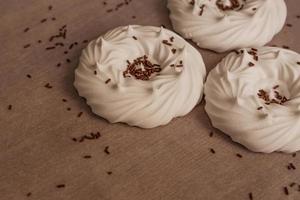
[
  {"left": 74, "top": 25, "right": 206, "bottom": 128},
  {"left": 167, "top": 0, "right": 287, "bottom": 52},
  {"left": 205, "top": 47, "right": 300, "bottom": 153}
]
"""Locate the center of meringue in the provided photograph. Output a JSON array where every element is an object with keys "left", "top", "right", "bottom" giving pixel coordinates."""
[
  {"left": 123, "top": 55, "right": 162, "bottom": 81},
  {"left": 257, "top": 85, "right": 289, "bottom": 106},
  {"left": 216, "top": 0, "right": 242, "bottom": 11}
]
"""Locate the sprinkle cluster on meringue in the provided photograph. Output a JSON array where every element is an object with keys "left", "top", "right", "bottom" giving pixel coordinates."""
[
  {"left": 204, "top": 47, "right": 300, "bottom": 153},
  {"left": 74, "top": 25, "right": 206, "bottom": 128},
  {"left": 167, "top": 0, "right": 287, "bottom": 52}
]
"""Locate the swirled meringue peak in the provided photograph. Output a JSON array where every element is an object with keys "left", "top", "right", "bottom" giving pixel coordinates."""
[
  {"left": 205, "top": 47, "right": 300, "bottom": 153},
  {"left": 167, "top": 0, "right": 287, "bottom": 52},
  {"left": 74, "top": 25, "right": 206, "bottom": 128}
]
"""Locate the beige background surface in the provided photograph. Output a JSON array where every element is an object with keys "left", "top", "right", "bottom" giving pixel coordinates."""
[{"left": 1, "top": 0, "right": 300, "bottom": 199}]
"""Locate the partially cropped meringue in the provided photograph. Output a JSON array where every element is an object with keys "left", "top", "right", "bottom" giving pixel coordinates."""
[
  {"left": 167, "top": 0, "right": 287, "bottom": 52},
  {"left": 205, "top": 47, "right": 300, "bottom": 153},
  {"left": 74, "top": 25, "right": 206, "bottom": 128}
]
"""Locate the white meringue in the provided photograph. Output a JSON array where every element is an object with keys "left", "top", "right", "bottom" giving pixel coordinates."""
[
  {"left": 167, "top": 0, "right": 287, "bottom": 52},
  {"left": 74, "top": 25, "right": 206, "bottom": 128},
  {"left": 205, "top": 47, "right": 300, "bottom": 153}
]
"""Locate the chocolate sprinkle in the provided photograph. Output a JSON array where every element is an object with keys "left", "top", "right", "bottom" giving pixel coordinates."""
[
  {"left": 105, "top": 79, "right": 111, "bottom": 84},
  {"left": 284, "top": 187, "right": 289, "bottom": 195},
  {"left": 210, "top": 148, "right": 216, "bottom": 154},
  {"left": 8, "top": 105, "right": 12, "bottom": 110},
  {"left": 24, "top": 44, "right": 31, "bottom": 48},
  {"left": 248, "top": 192, "right": 253, "bottom": 200},
  {"left": 77, "top": 112, "right": 83, "bottom": 118},
  {"left": 26, "top": 74, "right": 32, "bottom": 79},
  {"left": 248, "top": 62, "right": 255, "bottom": 67},
  {"left": 107, "top": 171, "right": 112, "bottom": 175},
  {"left": 56, "top": 184, "right": 65, "bottom": 188},
  {"left": 44, "top": 83, "right": 53, "bottom": 89},
  {"left": 104, "top": 146, "right": 110, "bottom": 155},
  {"left": 24, "top": 27, "right": 30, "bottom": 33},
  {"left": 26, "top": 192, "right": 32, "bottom": 197},
  {"left": 83, "top": 155, "right": 92, "bottom": 159},
  {"left": 236, "top": 153, "right": 243, "bottom": 158}
]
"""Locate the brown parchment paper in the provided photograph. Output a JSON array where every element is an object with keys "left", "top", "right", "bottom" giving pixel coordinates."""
[{"left": 1, "top": 0, "right": 300, "bottom": 199}]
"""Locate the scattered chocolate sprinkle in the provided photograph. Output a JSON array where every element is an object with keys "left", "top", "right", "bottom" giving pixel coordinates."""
[
  {"left": 48, "top": 5, "right": 53, "bottom": 10},
  {"left": 51, "top": 17, "right": 56, "bottom": 21},
  {"left": 292, "top": 153, "right": 297, "bottom": 157},
  {"left": 74, "top": 132, "right": 101, "bottom": 143},
  {"left": 46, "top": 46, "right": 55, "bottom": 50},
  {"left": 103, "top": 1, "right": 107, "bottom": 5},
  {"left": 67, "top": 107, "right": 71, "bottom": 111},
  {"left": 170, "top": 36, "right": 175, "bottom": 42},
  {"left": 248, "top": 62, "right": 255, "bottom": 67},
  {"left": 62, "top": 99, "right": 67, "bottom": 102},
  {"left": 66, "top": 59, "right": 71, "bottom": 63},
  {"left": 286, "top": 23, "right": 292, "bottom": 27},
  {"left": 104, "top": 146, "right": 110, "bottom": 155},
  {"left": 64, "top": 51, "right": 68, "bottom": 54},
  {"left": 83, "top": 40, "right": 89, "bottom": 43},
  {"left": 94, "top": 70, "right": 97, "bottom": 75},
  {"left": 290, "top": 182, "right": 296, "bottom": 187},
  {"left": 289, "top": 163, "right": 296, "bottom": 170},
  {"left": 8, "top": 105, "right": 12, "bottom": 110},
  {"left": 24, "top": 44, "right": 31, "bottom": 48},
  {"left": 40, "top": 18, "right": 47, "bottom": 23},
  {"left": 37, "top": 40, "right": 42, "bottom": 43},
  {"left": 252, "top": 8, "right": 257, "bottom": 11},
  {"left": 56, "top": 63, "right": 61, "bottom": 67},
  {"left": 69, "top": 43, "right": 74, "bottom": 49},
  {"left": 297, "top": 15, "right": 300, "bottom": 19},
  {"left": 171, "top": 48, "right": 177, "bottom": 54},
  {"left": 132, "top": 36, "right": 138, "bottom": 40},
  {"left": 26, "top": 192, "right": 32, "bottom": 197},
  {"left": 83, "top": 155, "right": 92, "bottom": 159},
  {"left": 132, "top": 15, "right": 136, "bottom": 19},
  {"left": 105, "top": 79, "right": 111, "bottom": 84},
  {"left": 77, "top": 112, "right": 83, "bottom": 118},
  {"left": 236, "top": 153, "right": 243, "bottom": 158},
  {"left": 106, "top": 8, "right": 113, "bottom": 13},
  {"left": 107, "top": 171, "right": 112, "bottom": 175},
  {"left": 26, "top": 74, "right": 32, "bottom": 79},
  {"left": 257, "top": 107, "right": 263, "bottom": 110},
  {"left": 24, "top": 27, "right": 30, "bottom": 33},
  {"left": 44, "top": 83, "right": 53, "bottom": 89},
  {"left": 248, "top": 192, "right": 253, "bottom": 200},
  {"left": 209, "top": 131, "right": 214, "bottom": 137},
  {"left": 56, "top": 184, "right": 65, "bottom": 188},
  {"left": 297, "top": 62, "right": 300, "bottom": 65},
  {"left": 284, "top": 187, "right": 289, "bottom": 195},
  {"left": 273, "top": 85, "right": 279, "bottom": 89},
  {"left": 199, "top": 5, "right": 205, "bottom": 16},
  {"left": 282, "top": 45, "right": 290, "bottom": 49},
  {"left": 162, "top": 40, "right": 172, "bottom": 46},
  {"left": 210, "top": 148, "right": 216, "bottom": 154}
]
